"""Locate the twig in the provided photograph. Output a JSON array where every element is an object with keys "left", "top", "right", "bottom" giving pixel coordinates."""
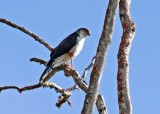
[
  {"left": 43, "top": 82, "right": 72, "bottom": 108},
  {"left": 66, "top": 85, "right": 80, "bottom": 91},
  {"left": 0, "top": 18, "right": 54, "bottom": 51},
  {"left": 42, "top": 82, "right": 72, "bottom": 108},
  {"left": 82, "top": 56, "right": 95, "bottom": 80},
  {"left": 30, "top": 57, "right": 48, "bottom": 66},
  {"left": 117, "top": 0, "right": 135, "bottom": 113},
  {"left": 82, "top": 0, "right": 119, "bottom": 113},
  {"left": 56, "top": 95, "right": 72, "bottom": 108}
]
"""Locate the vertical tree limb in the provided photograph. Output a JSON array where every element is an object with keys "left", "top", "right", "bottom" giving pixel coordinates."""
[
  {"left": 117, "top": 0, "right": 135, "bottom": 114},
  {"left": 96, "top": 95, "right": 108, "bottom": 114},
  {"left": 81, "top": 0, "right": 119, "bottom": 113}
]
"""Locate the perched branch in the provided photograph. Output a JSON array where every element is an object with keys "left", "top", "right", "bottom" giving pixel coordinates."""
[
  {"left": 0, "top": 18, "right": 54, "bottom": 51},
  {"left": 82, "top": 0, "right": 119, "bottom": 113},
  {"left": 65, "top": 56, "right": 95, "bottom": 93},
  {"left": 64, "top": 67, "right": 107, "bottom": 113},
  {"left": 65, "top": 56, "right": 96, "bottom": 93},
  {"left": 117, "top": 0, "right": 135, "bottom": 114},
  {"left": 64, "top": 68, "right": 88, "bottom": 93},
  {"left": 30, "top": 57, "right": 107, "bottom": 110},
  {"left": 81, "top": 56, "right": 95, "bottom": 80}
]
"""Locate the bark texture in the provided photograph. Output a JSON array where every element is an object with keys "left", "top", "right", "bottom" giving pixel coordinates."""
[
  {"left": 96, "top": 95, "right": 108, "bottom": 114},
  {"left": 81, "top": 0, "right": 119, "bottom": 113},
  {"left": 117, "top": 0, "right": 135, "bottom": 114}
]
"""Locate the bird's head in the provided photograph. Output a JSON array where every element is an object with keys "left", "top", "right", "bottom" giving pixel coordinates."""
[{"left": 77, "top": 28, "right": 90, "bottom": 38}]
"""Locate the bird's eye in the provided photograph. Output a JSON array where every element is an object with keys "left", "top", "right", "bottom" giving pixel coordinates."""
[
  {"left": 85, "top": 29, "right": 90, "bottom": 35},
  {"left": 84, "top": 29, "right": 88, "bottom": 33}
]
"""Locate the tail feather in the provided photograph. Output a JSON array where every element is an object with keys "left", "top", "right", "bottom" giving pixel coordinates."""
[
  {"left": 39, "top": 67, "right": 50, "bottom": 83},
  {"left": 39, "top": 59, "right": 56, "bottom": 83}
]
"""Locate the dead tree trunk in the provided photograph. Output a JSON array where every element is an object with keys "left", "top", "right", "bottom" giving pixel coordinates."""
[
  {"left": 81, "top": 0, "right": 119, "bottom": 113},
  {"left": 117, "top": 0, "right": 135, "bottom": 114}
]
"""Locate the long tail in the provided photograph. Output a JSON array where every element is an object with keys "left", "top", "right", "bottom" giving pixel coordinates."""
[
  {"left": 39, "top": 66, "right": 51, "bottom": 84},
  {"left": 39, "top": 59, "right": 55, "bottom": 83}
]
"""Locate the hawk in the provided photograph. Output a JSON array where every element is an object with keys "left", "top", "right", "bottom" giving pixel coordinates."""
[{"left": 39, "top": 28, "right": 90, "bottom": 83}]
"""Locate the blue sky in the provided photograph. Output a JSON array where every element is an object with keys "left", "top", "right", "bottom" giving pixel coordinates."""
[{"left": 0, "top": 0, "right": 160, "bottom": 114}]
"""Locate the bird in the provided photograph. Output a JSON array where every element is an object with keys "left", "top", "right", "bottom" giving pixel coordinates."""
[{"left": 39, "top": 28, "right": 90, "bottom": 83}]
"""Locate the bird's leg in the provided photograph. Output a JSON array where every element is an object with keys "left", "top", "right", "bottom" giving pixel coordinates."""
[
  {"left": 71, "top": 57, "right": 73, "bottom": 69},
  {"left": 66, "top": 62, "right": 71, "bottom": 68},
  {"left": 68, "top": 53, "right": 74, "bottom": 69}
]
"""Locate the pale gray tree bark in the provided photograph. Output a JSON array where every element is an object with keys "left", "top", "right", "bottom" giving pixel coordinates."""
[
  {"left": 117, "top": 0, "right": 135, "bottom": 114},
  {"left": 81, "top": 0, "right": 119, "bottom": 113}
]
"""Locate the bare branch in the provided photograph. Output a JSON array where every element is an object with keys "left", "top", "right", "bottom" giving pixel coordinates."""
[
  {"left": 64, "top": 68, "right": 107, "bottom": 113},
  {"left": 0, "top": 81, "right": 71, "bottom": 96},
  {"left": 81, "top": 56, "right": 95, "bottom": 80},
  {"left": 43, "top": 82, "right": 72, "bottom": 108},
  {"left": 0, "top": 84, "right": 42, "bottom": 93},
  {"left": 42, "top": 82, "right": 71, "bottom": 96},
  {"left": 30, "top": 57, "right": 48, "bottom": 66},
  {"left": 0, "top": 18, "right": 54, "bottom": 51},
  {"left": 82, "top": 0, "right": 119, "bottom": 113},
  {"left": 0, "top": 81, "right": 72, "bottom": 108},
  {"left": 117, "top": 0, "right": 135, "bottom": 113},
  {"left": 64, "top": 68, "right": 88, "bottom": 93}
]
